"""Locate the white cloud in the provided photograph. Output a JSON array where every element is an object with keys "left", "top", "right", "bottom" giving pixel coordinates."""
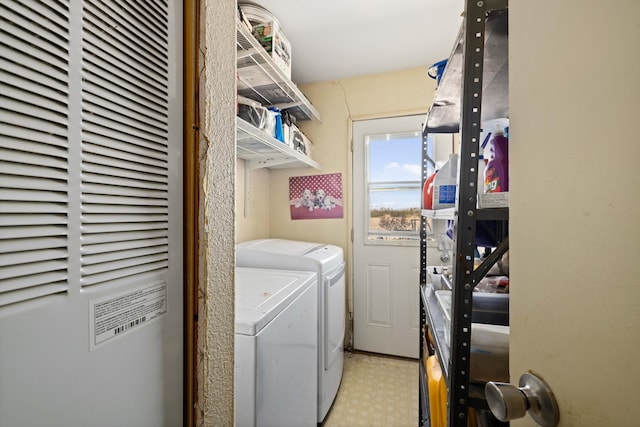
[
  {"left": 384, "top": 162, "right": 400, "bottom": 170},
  {"left": 402, "top": 163, "right": 421, "bottom": 177}
]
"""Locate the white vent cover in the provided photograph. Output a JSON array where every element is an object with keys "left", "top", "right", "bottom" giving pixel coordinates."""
[{"left": 0, "top": 0, "right": 171, "bottom": 306}]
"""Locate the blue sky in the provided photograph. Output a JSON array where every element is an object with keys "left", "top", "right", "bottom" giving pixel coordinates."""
[{"left": 368, "top": 134, "right": 422, "bottom": 210}]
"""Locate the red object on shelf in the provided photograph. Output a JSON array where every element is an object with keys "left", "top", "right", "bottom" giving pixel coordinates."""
[{"left": 423, "top": 171, "right": 437, "bottom": 210}]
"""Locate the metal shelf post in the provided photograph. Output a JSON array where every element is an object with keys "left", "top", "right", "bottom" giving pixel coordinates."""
[{"left": 448, "top": 0, "right": 490, "bottom": 424}]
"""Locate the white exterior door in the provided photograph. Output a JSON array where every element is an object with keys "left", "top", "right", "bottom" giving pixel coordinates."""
[
  {"left": 352, "top": 115, "right": 424, "bottom": 359},
  {"left": 0, "top": 1, "right": 183, "bottom": 426}
]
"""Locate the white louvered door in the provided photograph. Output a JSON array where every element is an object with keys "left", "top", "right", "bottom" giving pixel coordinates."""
[{"left": 0, "top": 1, "right": 183, "bottom": 426}]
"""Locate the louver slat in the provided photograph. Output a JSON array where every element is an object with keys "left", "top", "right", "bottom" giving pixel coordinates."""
[
  {"left": 81, "top": 174, "right": 167, "bottom": 191},
  {"left": 82, "top": 162, "right": 167, "bottom": 184},
  {"left": 0, "top": 236, "right": 66, "bottom": 253},
  {"left": 0, "top": 108, "right": 68, "bottom": 136},
  {"left": 80, "top": 0, "right": 169, "bottom": 289},
  {"left": 0, "top": 214, "right": 66, "bottom": 226},
  {"left": 82, "top": 153, "right": 167, "bottom": 177},
  {"left": 0, "top": 24, "right": 67, "bottom": 71},
  {"left": 0, "top": 188, "right": 67, "bottom": 203},
  {"left": 82, "top": 184, "right": 167, "bottom": 200},
  {"left": 0, "top": 55, "right": 67, "bottom": 93},
  {"left": 0, "top": 147, "right": 67, "bottom": 168},
  {"left": 0, "top": 90, "right": 68, "bottom": 125},
  {"left": 82, "top": 229, "right": 168, "bottom": 245},
  {"left": 82, "top": 245, "right": 168, "bottom": 266},
  {"left": 82, "top": 58, "right": 166, "bottom": 110},
  {"left": 81, "top": 260, "right": 168, "bottom": 287},
  {"left": 0, "top": 283, "right": 67, "bottom": 307},
  {"left": 0, "top": 260, "right": 68, "bottom": 284},
  {"left": 82, "top": 196, "right": 167, "bottom": 209},
  {"left": 1, "top": 1, "right": 69, "bottom": 36},
  {"left": 0, "top": 249, "right": 67, "bottom": 270},
  {"left": 0, "top": 162, "right": 67, "bottom": 181},
  {"left": 0, "top": 139, "right": 67, "bottom": 158},
  {"left": 0, "top": 1, "right": 70, "bottom": 308},
  {"left": 83, "top": 142, "right": 167, "bottom": 166},
  {"left": 82, "top": 90, "right": 166, "bottom": 128},
  {"left": 2, "top": 176, "right": 66, "bottom": 192},
  {"left": 0, "top": 71, "right": 68, "bottom": 106},
  {"left": 83, "top": 2, "right": 165, "bottom": 64},
  {"left": 82, "top": 237, "right": 168, "bottom": 255}
]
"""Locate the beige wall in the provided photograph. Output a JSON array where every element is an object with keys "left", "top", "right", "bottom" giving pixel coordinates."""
[
  {"left": 236, "top": 161, "right": 271, "bottom": 242},
  {"left": 510, "top": 1, "right": 640, "bottom": 426}
]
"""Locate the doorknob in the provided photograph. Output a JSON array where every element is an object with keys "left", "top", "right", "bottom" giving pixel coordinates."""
[{"left": 485, "top": 372, "right": 559, "bottom": 427}]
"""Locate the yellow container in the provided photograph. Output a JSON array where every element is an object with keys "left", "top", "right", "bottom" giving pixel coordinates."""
[
  {"left": 427, "top": 355, "right": 477, "bottom": 427},
  {"left": 426, "top": 355, "right": 447, "bottom": 427}
]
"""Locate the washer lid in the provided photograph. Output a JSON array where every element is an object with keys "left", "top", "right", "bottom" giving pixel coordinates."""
[
  {"left": 236, "top": 239, "right": 344, "bottom": 273},
  {"left": 237, "top": 238, "right": 324, "bottom": 255},
  {"left": 235, "top": 267, "right": 316, "bottom": 336}
]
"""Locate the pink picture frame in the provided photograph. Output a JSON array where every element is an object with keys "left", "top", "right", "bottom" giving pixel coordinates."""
[{"left": 289, "top": 173, "right": 344, "bottom": 220}]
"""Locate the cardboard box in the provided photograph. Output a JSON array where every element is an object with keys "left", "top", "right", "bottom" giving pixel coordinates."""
[
  {"left": 287, "top": 123, "right": 313, "bottom": 159},
  {"left": 252, "top": 21, "right": 292, "bottom": 79}
]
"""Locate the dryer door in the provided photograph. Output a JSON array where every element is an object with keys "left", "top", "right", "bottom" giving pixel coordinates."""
[{"left": 324, "top": 262, "right": 346, "bottom": 369}]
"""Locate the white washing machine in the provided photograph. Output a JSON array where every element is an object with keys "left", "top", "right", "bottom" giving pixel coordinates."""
[
  {"left": 236, "top": 239, "right": 345, "bottom": 422},
  {"left": 235, "top": 267, "right": 318, "bottom": 427}
]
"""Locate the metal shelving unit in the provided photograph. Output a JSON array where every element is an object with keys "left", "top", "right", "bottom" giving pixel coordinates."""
[
  {"left": 419, "top": 2, "right": 509, "bottom": 426},
  {"left": 236, "top": 20, "right": 321, "bottom": 170}
]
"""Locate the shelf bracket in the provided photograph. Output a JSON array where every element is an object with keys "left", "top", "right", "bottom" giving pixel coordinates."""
[
  {"left": 244, "top": 159, "right": 250, "bottom": 217},
  {"left": 470, "top": 236, "right": 509, "bottom": 286},
  {"left": 247, "top": 157, "right": 295, "bottom": 170}
]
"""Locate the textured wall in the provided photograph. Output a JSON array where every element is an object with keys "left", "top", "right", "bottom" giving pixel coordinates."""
[{"left": 198, "top": 0, "right": 236, "bottom": 425}]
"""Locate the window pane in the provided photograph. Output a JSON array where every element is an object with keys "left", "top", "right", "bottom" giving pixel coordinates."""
[
  {"left": 366, "top": 131, "right": 422, "bottom": 244},
  {"left": 369, "top": 187, "right": 421, "bottom": 242},
  {"left": 368, "top": 134, "right": 422, "bottom": 182}
]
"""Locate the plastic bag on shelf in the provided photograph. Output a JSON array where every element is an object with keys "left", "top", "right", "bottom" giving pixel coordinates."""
[
  {"left": 237, "top": 96, "right": 276, "bottom": 137},
  {"left": 474, "top": 275, "right": 509, "bottom": 293}
]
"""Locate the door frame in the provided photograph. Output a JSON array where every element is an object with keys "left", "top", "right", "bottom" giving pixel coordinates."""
[
  {"left": 345, "top": 111, "right": 427, "bottom": 351},
  {"left": 183, "top": 1, "right": 199, "bottom": 425},
  {"left": 349, "top": 111, "right": 426, "bottom": 356}
]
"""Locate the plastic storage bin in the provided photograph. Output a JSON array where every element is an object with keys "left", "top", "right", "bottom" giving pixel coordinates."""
[{"left": 435, "top": 290, "right": 509, "bottom": 382}]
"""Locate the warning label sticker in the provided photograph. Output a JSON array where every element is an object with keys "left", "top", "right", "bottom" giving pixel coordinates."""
[{"left": 89, "top": 281, "right": 167, "bottom": 350}]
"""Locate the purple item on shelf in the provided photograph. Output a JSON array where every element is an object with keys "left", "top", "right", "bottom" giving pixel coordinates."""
[{"left": 484, "top": 130, "right": 509, "bottom": 192}]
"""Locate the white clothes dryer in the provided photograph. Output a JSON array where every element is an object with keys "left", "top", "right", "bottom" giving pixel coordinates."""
[
  {"left": 236, "top": 239, "right": 345, "bottom": 422},
  {"left": 235, "top": 267, "right": 318, "bottom": 427}
]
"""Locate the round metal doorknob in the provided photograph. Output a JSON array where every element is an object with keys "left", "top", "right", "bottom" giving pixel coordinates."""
[{"left": 485, "top": 372, "right": 559, "bottom": 427}]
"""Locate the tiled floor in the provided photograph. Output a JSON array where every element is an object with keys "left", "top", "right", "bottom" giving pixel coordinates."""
[{"left": 322, "top": 351, "right": 419, "bottom": 427}]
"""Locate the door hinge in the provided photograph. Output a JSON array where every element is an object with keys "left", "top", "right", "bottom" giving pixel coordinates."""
[
  {"left": 351, "top": 228, "right": 354, "bottom": 242},
  {"left": 350, "top": 139, "right": 354, "bottom": 152}
]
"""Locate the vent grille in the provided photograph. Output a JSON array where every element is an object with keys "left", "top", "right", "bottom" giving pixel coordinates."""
[
  {"left": 80, "top": 0, "right": 170, "bottom": 288},
  {"left": 0, "top": 0, "right": 70, "bottom": 307}
]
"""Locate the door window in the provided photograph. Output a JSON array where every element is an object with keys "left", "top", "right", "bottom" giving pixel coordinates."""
[{"left": 365, "top": 131, "right": 422, "bottom": 245}]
